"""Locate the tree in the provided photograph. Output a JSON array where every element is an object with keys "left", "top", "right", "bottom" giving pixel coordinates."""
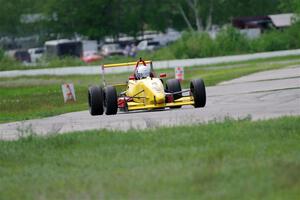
[
  {"left": 176, "top": 0, "right": 204, "bottom": 32},
  {"left": 0, "top": 0, "right": 25, "bottom": 37},
  {"left": 279, "top": 0, "right": 300, "bottom": 13},
  {"left": 0, "top": 0, "right": 289, "bottom": 40},
  {"left": 41, "top": 0, "right": 178, "bottom": 39},
  {"left": 0, "top": 0, "right": 47, "bottom": 38}
]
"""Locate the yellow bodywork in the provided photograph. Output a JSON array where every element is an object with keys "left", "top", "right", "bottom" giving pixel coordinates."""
[{"left": 125, "top": 77, "right": 194, "bottom": 111}]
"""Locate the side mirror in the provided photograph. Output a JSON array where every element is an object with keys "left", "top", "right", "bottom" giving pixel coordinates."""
[
  {"left": 159, "top": 73, "right": 167, "bottom": 78},
  {"left": 129, "top": 75, "right": 135, "bottom": 80}
]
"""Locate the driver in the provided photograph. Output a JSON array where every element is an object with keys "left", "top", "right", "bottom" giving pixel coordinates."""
[{"left": 135, "top": 63, "right": 150, "bottom": 79}]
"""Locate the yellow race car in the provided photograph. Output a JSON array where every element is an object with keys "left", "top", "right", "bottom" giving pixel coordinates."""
[{"left": 88, "top": 58, "right": 206, "bottom": 115}]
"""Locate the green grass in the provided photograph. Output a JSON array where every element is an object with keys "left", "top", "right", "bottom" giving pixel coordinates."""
[
  {"left": 1, "top": 56, "right": 300, "bottom": 123},
  {"left": 0, "top": 56, "right": 87, "bottom": 71},
  {"left": 0, "top": 116, "right": 299, "bottom": 199},
  {"left": 0, "top": 55, "right": 134, "bottom": 71}
]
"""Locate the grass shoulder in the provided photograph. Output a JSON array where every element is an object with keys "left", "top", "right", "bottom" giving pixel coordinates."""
[{"left": 1, "top": 116, "right": 299, "bottom": 199}]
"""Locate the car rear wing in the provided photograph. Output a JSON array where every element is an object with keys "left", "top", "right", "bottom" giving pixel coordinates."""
[
  {"left": 101, "top": 59, "right": 153, "bottom": 86},
  {"left": 102, "top": 60, "right": 152, "bottom": 68}
]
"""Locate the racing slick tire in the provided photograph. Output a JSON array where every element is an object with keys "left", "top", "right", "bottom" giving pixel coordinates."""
[
  {"left": 88, "top": 86, "right": 104, "bottom": 115},
  {"left": 104, "top": 86, "right": 118, "bottom": 115},
  {"left": 166, "top": 79, "right": 182, "bottom": 108},
  {"left": 190, "top": 79, "right": 206, "bottom": 108}
]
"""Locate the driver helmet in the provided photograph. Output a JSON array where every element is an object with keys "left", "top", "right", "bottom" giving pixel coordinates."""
[{"left": 135, "top": 64, "right": 150, "bottom": 79}]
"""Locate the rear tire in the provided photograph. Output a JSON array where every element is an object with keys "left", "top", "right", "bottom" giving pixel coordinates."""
[
  {"left": 166, "top": 79, "right": 182, "bottom": 108},
  {"left": 104, "top": 86, "right": 118, "bottom": 115},
  {"left": 190, "top": 79, "right": 206, "bottom": 108},
  {"left": 88, "top": 86, "right": 104, "bottom": 115}
]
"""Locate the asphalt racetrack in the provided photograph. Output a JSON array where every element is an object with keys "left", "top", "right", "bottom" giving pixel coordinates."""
[{"left": 0, "top": 66, "right": 299, "bottom": 140}]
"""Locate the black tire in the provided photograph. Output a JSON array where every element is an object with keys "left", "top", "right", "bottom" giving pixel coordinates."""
[
  {"left": 190, "top": 79, "right": 206, "bottom": 108},
  {"left": 104, "top": 86, "right": 118, "bottom": 115},
  {"left": 166, "top": 79, "right": 182, "bottom": 100},
  {"left": 166, "top": 79, "right": 182, "bottom": 109},
  {"left": 88, "top": 86, "right": 104, "bottom": 115}
]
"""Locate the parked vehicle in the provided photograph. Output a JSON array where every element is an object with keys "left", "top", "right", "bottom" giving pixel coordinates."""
[
  {"left": 137, "top": 28, "right": 182, "bottom": 46},
  {"left": 100, "top": 43, "right": 124, "bottom": 57},
  {"left": 136, "top": 40, "right": 161, "bottom": 51},
  {"left": 82, "top": 40, "right": 98, "bottom": 52},
  {"left": 28, "top": 47, "right": 44, "bottom": 63},
  {"left": 6, "top": 49, "right": 31, "bottom": 63},
  {"left": 81, "top": 50, "right": 102, "bottom": 63},
  {"left": 45, "top": 39, "right": 82, "bottom": 58}
]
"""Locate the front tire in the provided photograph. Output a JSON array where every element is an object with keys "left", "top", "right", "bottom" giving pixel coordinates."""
[
  {"left": 88, "top": 86, "right": 104, "bottom": 115},
  {"left": 166, "top": 79, "right": 182, "bottom": 109},
  {"left": 190, "top": 79, "right": 206, "bottom": 108},
  {"left": 166, "top": 79, "right": 182, "bottom": 100},
  {"left": 104, "top": 86, "right": 118, "bottom": 115}
]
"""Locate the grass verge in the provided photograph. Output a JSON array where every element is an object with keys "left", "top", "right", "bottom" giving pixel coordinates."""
[
  {"left": 0, "top": 116, "right": 299, "bottom": 199},
  {"left": 1, "top": 56, "right": 300, "bottom": 123}
]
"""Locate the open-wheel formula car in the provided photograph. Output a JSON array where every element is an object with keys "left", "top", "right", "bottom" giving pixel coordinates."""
[{"left": 88, "top": 58, "right": 206, "bottom": 115}]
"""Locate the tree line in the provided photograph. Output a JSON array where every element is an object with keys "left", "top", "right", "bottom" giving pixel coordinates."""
[{"left": 0, "top": 0, "right": 298, "bottom": 40}]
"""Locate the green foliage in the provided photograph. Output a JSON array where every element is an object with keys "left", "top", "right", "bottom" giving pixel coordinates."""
[
  {"left": 175, "top": 0, "right": 281, "bottom": 31},
  {"left": 0, "top": 48, "right": 4, "bottom": 60},
  {"left": 45, "top": 56, "right": 85, "bottom": 68},
  {"left": 296, "top": 0, "right": 300, "bottom": 13},
  {"left": 0, "top": 0, "right": 290, "bottom": 39},
  {"left": 150, "top": 28, "right": 249, "bottom": 59},
  {"left": 279, "top": 0, "right": 300, "bottom": 13},
  {"left": 40, "top": 0, "right": 176, "bottom": 39},
  {"left": 150, "top": 23, "right": 300, "bottom": 60},
  {"left": 153, "top": 32, "right": 216, "bottom": 59},
  {"left": 0, "top": 117, "right": 299, "bottom": 199},
  {"left": 251, "top": 30, "right": 290, "bottom": 52},
  {"left": 215, "top": 27, "right": 250, "bottom": 54},
  {"left": 285, "top": 22, "right": 300, "bottom": 48},
  {"left": 179, "top": 32, "right": 215, "bottom": 58},
  {"left": 251, "top": 23, "right": 300, "bottom": 52},
  {"left": 0, "top": 56, "right": 23, "bottom": 71}
]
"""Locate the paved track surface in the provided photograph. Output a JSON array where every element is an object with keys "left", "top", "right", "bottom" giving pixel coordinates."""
[{"left": 1, "top": 66, "right": 299, "bottom": 140}]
